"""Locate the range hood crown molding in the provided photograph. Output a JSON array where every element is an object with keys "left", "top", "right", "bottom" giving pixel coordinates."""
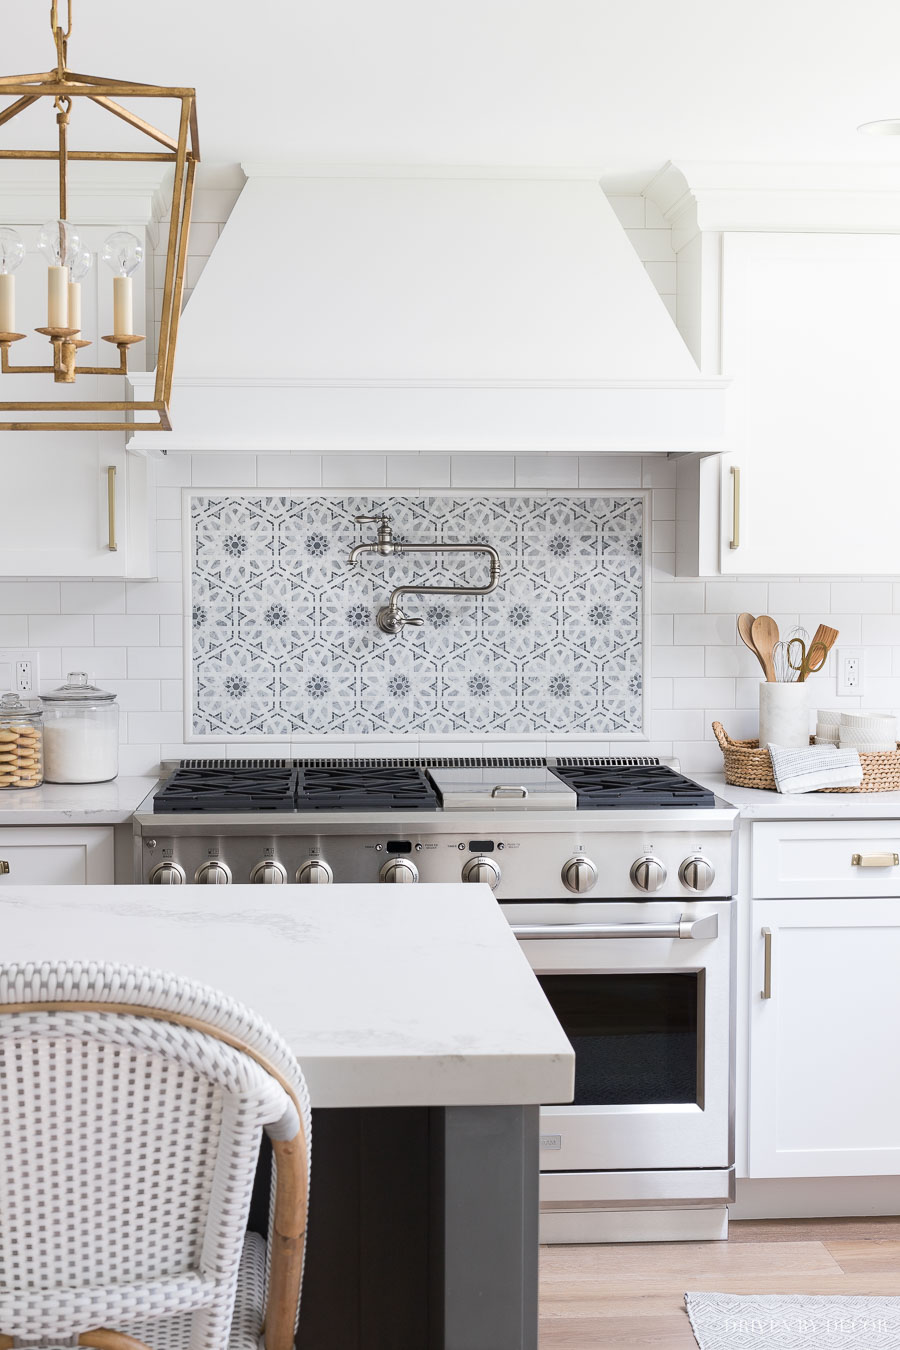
[{"left": 128, "top": 165, "right": 727, "bottom": 454}]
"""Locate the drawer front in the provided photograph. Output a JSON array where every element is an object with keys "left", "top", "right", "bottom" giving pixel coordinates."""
[{"left": 752, "top": 821, "right": 900, "bottom": 898}]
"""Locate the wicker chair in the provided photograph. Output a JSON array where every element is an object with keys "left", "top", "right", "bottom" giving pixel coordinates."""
[{"left": 0, "top": 961, "right": 311, "bottom": 1350}]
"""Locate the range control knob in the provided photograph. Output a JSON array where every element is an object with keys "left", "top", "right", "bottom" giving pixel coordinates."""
[
  {"left": 462, "top": 856, "right": 501, "bottom": 889},
  {"left": 379, "top": 858, "right": 419, "bottom": 884},
  {"left": 562, "top": 856, "right": 598, "bottom": 894},
  {"left": 250, "top": 860, "right": 287, "bottom": 885},
  {"left": 297, "top": 859, "right": 334, "bottom": 885},
  {"left": 194, "top": 861, "right": 232, "bottom": 885},
  {"left": 679, "top": 855, "right": 715, "bottom": 893},
  {"left": 629, "top": 855, "right": 667, "bottom": 894},
  {"left": 148, "top": 861, "right": 185, "bottom": 885}
]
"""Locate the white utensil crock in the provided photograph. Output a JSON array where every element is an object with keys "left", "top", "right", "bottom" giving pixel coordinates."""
[{"left": 759, "top": 682, "right": 809, "bottom": 750}]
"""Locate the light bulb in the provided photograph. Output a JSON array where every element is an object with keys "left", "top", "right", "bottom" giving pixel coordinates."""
[
  {"left": 0, "top": 228, "right": 25, "bottom": 275},
  {"left": 71, "top": 248, "right": 93, "bottom": 282},
  {"left": 101, "top": 231, "right": 143, "bottom": 277},
  {"left": 36, "top": 219, "right": 81, "bottom": 268}
]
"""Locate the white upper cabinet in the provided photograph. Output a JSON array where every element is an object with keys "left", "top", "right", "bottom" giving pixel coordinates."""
[
  {"left": 717, "top": 231, "right": 900, "bottom": 574},
  {"left": 650, "top": 164, "right": 900, "bottom": 576}
]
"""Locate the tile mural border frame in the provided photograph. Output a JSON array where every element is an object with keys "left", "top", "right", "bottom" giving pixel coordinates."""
[{"left": 182, "top": 487, "right": 652, "bottom": 746}]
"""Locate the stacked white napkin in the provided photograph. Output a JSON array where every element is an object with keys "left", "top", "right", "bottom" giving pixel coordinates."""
[
  {"left": 815, "top": 709, "right": 897, "bottom": 752},
  {"left": 768, "top": 741, "right": 863, "bottom": 794}
]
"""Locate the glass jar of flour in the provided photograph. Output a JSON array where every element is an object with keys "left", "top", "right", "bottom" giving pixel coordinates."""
[{"left": 40, "top": 672, "right": 119, "bottom": 783}]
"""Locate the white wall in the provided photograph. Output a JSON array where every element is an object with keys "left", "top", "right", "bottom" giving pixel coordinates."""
[{"left": 2, "top": 188, "right": 898, "bottom": 776}]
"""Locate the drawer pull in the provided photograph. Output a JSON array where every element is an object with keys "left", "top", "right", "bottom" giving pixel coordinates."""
[
  {"left": 761, "top": 926, "right": 772, "bottom": 1000},
  {"left": 851, "top": 852, "right": 899, "bottom": 868},
  {"left": 0, "top": 860, "right": 8, "bottom": 875}
]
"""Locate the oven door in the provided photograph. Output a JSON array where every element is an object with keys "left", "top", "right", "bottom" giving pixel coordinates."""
[{"left": 507, "top": 899, "right": 734, "bottom": 1174}]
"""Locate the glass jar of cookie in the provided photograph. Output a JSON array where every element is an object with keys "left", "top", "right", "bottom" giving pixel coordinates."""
[{"left": 0, "top": 693, "right": 44, "bottom": 789}]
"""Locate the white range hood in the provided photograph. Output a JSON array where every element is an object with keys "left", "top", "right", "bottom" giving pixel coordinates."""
[{"left": 129, "top": 166, "right": 727, "bottom": 454}]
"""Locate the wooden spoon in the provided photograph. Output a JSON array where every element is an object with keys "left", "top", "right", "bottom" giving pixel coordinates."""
[
  {"left": 750, "top": 614, "right": 779, "bottom": 682},
  {"left": 801, "top": 623, "right": 839, "bottom": 680},
  {"left": 737, "top": 612, "right": 770, "bottom": 678}
]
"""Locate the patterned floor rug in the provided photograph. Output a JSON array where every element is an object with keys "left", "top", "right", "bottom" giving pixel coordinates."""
[{"left": 685, "top": 1292, "right": 900, "bottom": 1348}]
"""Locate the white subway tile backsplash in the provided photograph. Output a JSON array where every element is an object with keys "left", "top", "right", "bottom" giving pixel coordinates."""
[
  {"left": 650, "top": 709, "right": 706, "bottom": 741},
  {"left": 0, "top": 617, "right": 28, "bottom": 645},
  {"left": 672, "top": 677, "right": 735, "bottom": 709},
  {"left": 28, "top": 615, "right": 94, "bottom": 647},
  {"left": 653, "top": 583, "right": 704, "bottom": 614},
  {"left": 0, "top": 582, "right": 60, "bottom": 614},
  {"left": 191, "top": 454, "right": 257, "bottom": 487},
  {"left": 154, "top": 553, "right": 184, "bottom": 583},
  {"left": 126, "top": 583, "right": 183, "bottom": 615},
  {"left": 161, "top": 679, "right": 184, "bottom": 710},
  {"left": 514, "top": 454, "right": 578, "bottom": 488},
  {"left": 768, "top": 582, "right": 831, "bottom": 612},
  {"left": 60, "top": 648, "right": 127, "bottom": 680},
  {"left": 673, "top": 613, "right": 738, "bottom": 645},
  {"left": 127, "top": 647, "right": 183, "bottom": 679},
  {"left": 103, "top": 680, "right": 161, "bottom": 712},
  {"left": 60, "top": 582, "right": 126, "bottom": 614},
  {"left": 156, "top": 489, "right": 185, "bottom": 519},
  {"left": 322, "top": 454, "right": 387, "bottom": 488},
  {"left": 118, "top": 744, "right": 160, "bottom": 776},
  {"left": 257, "top": 454, "right": 323, "bottom": 488},
  {"left": 159, "top": 615, "right": 183, "bottom": 647},
  {"left": 862, "top": 615, "right": 900, "bottom": 645},
  {"left": 155, "top": 519, "right": 183, "bottom": 553},
  {"left": 386, "top": 454, "right": 451, "bottom": 488},
  {"left": 832, "top": 581, "right": 892, "bottom": 613},
  {"left": 651, "top": 614, "right": 673, "bottom": 645},
  {"left": 704, "top": 644, "right": 762, "bottom": 677},
  {"left": 652, "top": 646, "right": 704, "bottom": 676},
  {"left": 128, "top": 711, "right": 185, "bottom": 744},
  {"left": 704, "top": 582, "right": 769, "bottom": 615},
  {"left": 578, "top": 454, "right": 642, "bottom": 489},
  {"left": 95, "top": 615, "right": 159, "bottom": 646},
  {"left": 450, "top": 454, "right": 515, "bottom": 488},
  {"left": 652, "top": 489, "right": 675, "bottom": 520}
]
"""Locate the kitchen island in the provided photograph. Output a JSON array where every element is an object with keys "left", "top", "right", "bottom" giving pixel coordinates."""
[{"left": 0, "top": 882, "right": 573, "bottom": 1350}]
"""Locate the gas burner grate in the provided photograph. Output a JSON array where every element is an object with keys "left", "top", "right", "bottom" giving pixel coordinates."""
[
  {"left": 298, "top": 756, "right": 546, "bottom": 770},
  {"left": 154, "top": 765, "right": 299, "bottom": 813},
  {"left": 549, "top": 762, "right": 716, "bottom": 810},
  {"left": 295, "top": 765, "right": 439, "bottom": 811}
]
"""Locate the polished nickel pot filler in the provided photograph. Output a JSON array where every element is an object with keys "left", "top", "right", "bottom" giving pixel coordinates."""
[{"left": 134, "top": 756, "right": 738, "bottom": 1244}]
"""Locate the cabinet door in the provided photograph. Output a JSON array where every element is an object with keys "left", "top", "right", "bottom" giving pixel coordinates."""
[
  {"left": 749, "top": 898, "right": 900, "bottom": 1177},
  {"left": 0, "top": 446, "right": 151, "bottom": 578},
  {"left": 0, "top": 826, "right": 114, "bottom": 884},
  {"left": 719, "top": 232, "right": 900, "bottom": 574}
]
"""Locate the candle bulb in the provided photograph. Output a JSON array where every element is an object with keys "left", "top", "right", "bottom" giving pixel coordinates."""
[
  {"left": 113, "top": 274, "right": 133, "bottom": 337},
  {"left": 0, "top": 274, "right": 14, "bottom": 333},
  {"left": 48, "top": 265, "right": 69, "bottom": 328},
  {"left": 68, "top": 280, "right": 82, "bottom": 335},
  {"left": 0, "top": 231, "right": 25, "bottom": 332}
]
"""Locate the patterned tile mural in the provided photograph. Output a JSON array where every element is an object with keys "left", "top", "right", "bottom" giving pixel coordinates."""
[{"left": 189, "top": 494, "right": 645, "bottom": 738}]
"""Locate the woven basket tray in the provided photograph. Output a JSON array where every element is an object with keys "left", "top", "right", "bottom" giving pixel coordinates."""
[{"left": 712, "top": 721, "right": 900, "bottom": 793}]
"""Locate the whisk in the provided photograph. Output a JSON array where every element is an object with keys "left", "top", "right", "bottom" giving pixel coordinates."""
[{"left": 773, "top": 626, "right": 808, "bottom": 683}]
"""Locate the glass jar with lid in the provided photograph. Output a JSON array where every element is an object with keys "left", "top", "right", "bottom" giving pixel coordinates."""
[
  {"left": 0, "top": 693, "right": 44, "bottom": 789},
  {"left": 40, "top": 672, "right": 119, "bottom": 784}
]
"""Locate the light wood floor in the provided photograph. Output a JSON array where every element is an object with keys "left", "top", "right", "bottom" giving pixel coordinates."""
[{"left": 539, "top": 1217, "right": 900, "bottom": 1348}]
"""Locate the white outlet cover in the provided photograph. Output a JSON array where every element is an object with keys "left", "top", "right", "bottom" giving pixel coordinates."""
[
  {"left": 837, "top": 647, "right": 865, "bottom": 698},
  {"left": 0, "top": 649, "right": 40, "bottom": 697}
]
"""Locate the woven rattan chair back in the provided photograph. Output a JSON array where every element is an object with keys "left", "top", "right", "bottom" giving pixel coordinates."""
[{"left": 0, "top": 962, "right": 311, "bottom": 1350}]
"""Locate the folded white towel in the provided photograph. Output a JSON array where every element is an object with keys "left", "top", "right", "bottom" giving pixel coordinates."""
[{"left": 768, "top": 742, "right": 863, "bottom": 794}]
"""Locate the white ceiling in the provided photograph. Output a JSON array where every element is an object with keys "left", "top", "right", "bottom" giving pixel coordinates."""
[{"left": 8, "top": 0, "right": 900, "bottom": 185}]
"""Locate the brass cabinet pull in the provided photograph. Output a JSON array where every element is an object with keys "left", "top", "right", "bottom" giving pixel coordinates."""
[
  {"left": 107, "top": 464, "right": 118, "bottom": 553},
  {"left": 0, "top": 861, "right": 9, "bottom": 875},
  {"left": 729, "top": 465, "right": 741, "bottom": 550},
  {"left": 852, "top": 852, "right": 899, "bottom": 868},
  {"left": 761, "top": 926, "right": 772, "bottom": 999}
]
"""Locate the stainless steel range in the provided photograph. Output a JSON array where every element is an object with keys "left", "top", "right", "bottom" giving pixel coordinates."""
[{"left": 133, "top": 755, "right": 738, "bottom": 1244}]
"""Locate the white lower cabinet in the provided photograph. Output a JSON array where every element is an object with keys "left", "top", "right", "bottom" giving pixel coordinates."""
[
  {"left": 0, "top": 826, "right": 114, "bottom": 885},
  {"left": 748, "top": 895, "right": 900, "bottom": 1178}
]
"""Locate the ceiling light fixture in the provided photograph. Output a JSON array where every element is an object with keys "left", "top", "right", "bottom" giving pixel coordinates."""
[{"left": 0, "top": 0, "right": 198, "bottom": 432}]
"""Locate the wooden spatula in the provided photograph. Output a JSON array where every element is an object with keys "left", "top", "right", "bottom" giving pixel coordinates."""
[
  {"left": 750, "top": 614, "right": 779, "bottom": 682},
  {"left": 737, "top": 612, "right": 770, "bottom": 678},
  {"left": 802, "top": 623, "right": 839, "bottom": 679}
]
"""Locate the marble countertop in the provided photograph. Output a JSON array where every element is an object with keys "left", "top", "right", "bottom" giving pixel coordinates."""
[
  {"left": 0, "top": 882, "right": 575, "bottom": 1110},
  {"left": 693, "top": 772, "right": 900, "bottom": 820},
  {"left": 0, "top": 777, "right": 157, "bottom": 825}
]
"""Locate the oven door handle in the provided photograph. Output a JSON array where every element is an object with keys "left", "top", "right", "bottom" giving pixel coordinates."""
[{"left": 511, "top": 914, "right": 719, "bottom": 941}]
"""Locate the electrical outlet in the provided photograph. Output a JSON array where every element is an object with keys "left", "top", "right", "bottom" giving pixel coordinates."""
[
  {"left": 0, "top": 650, "right": 40, "bottom": 697},
  {"left": 837, "top": 648, "right": 864, "bottom": 697}
]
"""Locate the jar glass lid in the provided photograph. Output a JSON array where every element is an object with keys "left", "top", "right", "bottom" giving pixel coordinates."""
[
  {"left": 39, "top": 671, "right": 117, "bottom": 704},
  {"left": 0, "top": 692, "right": 41, "bottom": 717}
]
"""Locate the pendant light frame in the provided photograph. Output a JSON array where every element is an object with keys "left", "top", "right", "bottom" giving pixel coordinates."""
[{"left": 0, "top": 1, "right": 198, "bottom": 432}]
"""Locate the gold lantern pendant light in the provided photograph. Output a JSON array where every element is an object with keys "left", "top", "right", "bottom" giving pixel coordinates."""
[{"left": 0, "top": 0, "right": 198, "bottom": 432}]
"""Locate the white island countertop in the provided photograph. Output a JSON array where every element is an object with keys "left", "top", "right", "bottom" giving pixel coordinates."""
[
  {"left": 0, "top": 882, "right": 575, "bottom": 1110},
  {"left": 693, "top": 771, "right": 900, "bottom": 820},
  {"left": 0, "top": 777, "right": 157, "bottom": 825}
]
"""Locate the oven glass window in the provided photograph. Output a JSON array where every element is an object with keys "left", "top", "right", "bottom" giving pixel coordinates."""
[{"left": 537, "top": 973, "right": 700, "bottom": 1107}]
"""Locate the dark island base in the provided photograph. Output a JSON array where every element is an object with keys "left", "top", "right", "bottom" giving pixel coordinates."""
[{"left": 295, "top": 1104, "right": 539, "bottom": 1350}]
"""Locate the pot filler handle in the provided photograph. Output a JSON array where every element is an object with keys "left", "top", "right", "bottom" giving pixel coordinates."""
[{"left": 512, "top": 914, "right": 719, "bottom": 941}]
